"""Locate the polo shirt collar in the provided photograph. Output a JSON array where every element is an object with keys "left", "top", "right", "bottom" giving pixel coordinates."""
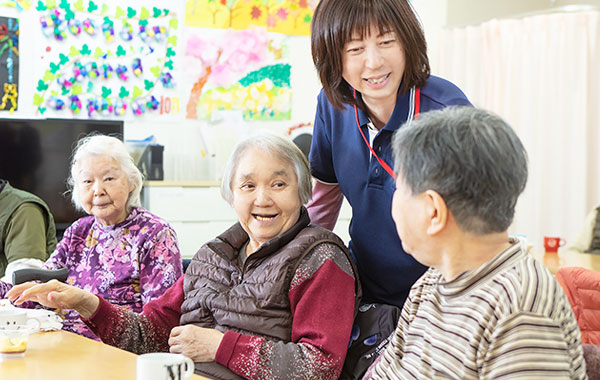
[
  {"left": 354, "top": 97, "right": 371, "bottom": 127},
  {"left": 352, "top": 84, "right": 413, "bottom": 132}
]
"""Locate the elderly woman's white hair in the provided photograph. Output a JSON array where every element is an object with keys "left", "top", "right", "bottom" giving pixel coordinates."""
[
  {"left": 68, "top": 134, "right": 143, "bottom": 213},
  {"left": 220, "top": 134, "right": 313, "bottom": 205}
]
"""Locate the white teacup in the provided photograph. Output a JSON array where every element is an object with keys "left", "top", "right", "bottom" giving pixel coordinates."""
[
  {"left": 0, "top": 309, "right": 41, "bottom": 330},
  {"left": 137, "top": 353, "right": 195, "bottom": 380}
]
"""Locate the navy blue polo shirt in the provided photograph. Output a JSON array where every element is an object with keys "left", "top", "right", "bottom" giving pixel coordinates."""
[{"left": 309, "top": 75, "right": 471, "bottom": 308}]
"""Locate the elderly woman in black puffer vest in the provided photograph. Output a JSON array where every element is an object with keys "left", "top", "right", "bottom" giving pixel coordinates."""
[{"left": 9, "top": 134, "right": 361, "bottom": 380}]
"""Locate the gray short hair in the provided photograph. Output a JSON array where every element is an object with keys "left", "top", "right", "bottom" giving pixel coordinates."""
[
  {"left": 392, "top": 107, "right": 528, "bottom": 234},
  {"left": 220, "top": 134, "right": 313, "bottom": 205},
  {"left": 68, "top": 134, "right": 143, "bottom": 213}
]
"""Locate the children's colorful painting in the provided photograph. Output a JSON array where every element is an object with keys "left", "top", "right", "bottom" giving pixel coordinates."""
[
  {"left": 184, "top": 0, "right": 318, "bottom": 36},
  {"left": 184, "top": 27, "right": 291, "bottom": 121},
  {"left": 0, "top": 16, "right": 19, "bottom": 112},
  {"left": 32, "top": 1, "right": 178, "bottom": 118}
]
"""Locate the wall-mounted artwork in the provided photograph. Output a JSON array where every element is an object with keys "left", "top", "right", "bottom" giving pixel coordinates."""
[
  {"left": 32, "top": 0, "right": 179, "bottom": 119},
  {"left": 0, "top": 0, "right": 31, "bottom": 11},
  {"left": 0, "top": 16, "right": 19, "bottom": 112},
  {"left": 184, "top": 27, "right": 291, "bottom": 121},
  {"left": 184, "top": 0, "right": 318, "bottom": 36}
]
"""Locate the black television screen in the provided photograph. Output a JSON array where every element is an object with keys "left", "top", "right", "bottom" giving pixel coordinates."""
[{"left": 0, "top": 118, "right": 124, "bottom": 237}]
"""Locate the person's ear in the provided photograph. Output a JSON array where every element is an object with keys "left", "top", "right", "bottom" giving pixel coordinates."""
[{"left": 423, "top": 190, "right": 448, "bottom": 236}]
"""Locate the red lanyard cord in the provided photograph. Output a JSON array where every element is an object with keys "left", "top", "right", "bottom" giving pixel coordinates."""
[
  {"left": 353, "top": 88, "right": 420, "bottom": 180},
  {"left": 414, "top": 87, "right": 420, "bottom": 120},
  {"left": 354, "top": 101, "right": 397, "bottom": 180}
]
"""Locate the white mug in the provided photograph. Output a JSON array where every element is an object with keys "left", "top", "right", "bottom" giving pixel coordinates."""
[
  {"left": 137, "top": 353, "right": 195, "bottom": 380},
  {"left": 0, "top": 309, "right": 41, "bottom": 330}
]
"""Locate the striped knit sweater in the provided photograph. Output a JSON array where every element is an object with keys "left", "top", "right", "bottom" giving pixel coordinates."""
[{"left": 366, "top": 240, "right": 587, "bottom": 379}]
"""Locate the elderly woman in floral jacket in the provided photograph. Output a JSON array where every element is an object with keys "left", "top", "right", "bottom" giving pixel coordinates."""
[
  {"left": 1, "top": 135, "right": 182, "bottom": 340},
  {"left": 9, "top": 134, "right": 360, "bottom": 380}
]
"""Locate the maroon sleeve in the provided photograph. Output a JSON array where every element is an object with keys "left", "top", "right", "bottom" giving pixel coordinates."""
[
  {"left": 215, "top": 248, "right": 356, "bottom": 380},
  {"left": 306, "top": 181, "right": 344, "bottom": 230},
  {"left": 83, "top": 276, "right": 185, "bottom": 354}
]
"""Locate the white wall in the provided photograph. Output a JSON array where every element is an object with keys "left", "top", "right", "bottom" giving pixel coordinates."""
[
  {"left": 446, "top": 0, "right": 600, "bottom": 26},
  {"left": 411, "top": 0, "right": 448, "bottom": 75}
]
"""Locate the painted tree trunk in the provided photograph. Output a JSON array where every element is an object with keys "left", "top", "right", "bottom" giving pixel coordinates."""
[{"left": 186, "top": 65, "right": 212, "bottom": 119}]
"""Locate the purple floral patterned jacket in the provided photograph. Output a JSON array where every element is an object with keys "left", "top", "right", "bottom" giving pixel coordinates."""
[{"left": 1, "top": 207, "right": 182, "bottom": 340}]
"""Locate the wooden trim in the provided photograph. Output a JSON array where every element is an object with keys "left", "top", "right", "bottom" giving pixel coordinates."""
[{"left": 144, "top": 180, "right": 220, "bottom": 187}]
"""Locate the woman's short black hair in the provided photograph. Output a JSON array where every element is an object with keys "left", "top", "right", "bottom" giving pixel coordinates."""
[{"left": 311, "top": 0, "right": 430, "bottom": 110}]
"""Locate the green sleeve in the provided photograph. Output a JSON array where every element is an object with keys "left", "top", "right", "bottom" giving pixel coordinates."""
[{"left": 4, "top": 203, "right": 51, "bottom": 263}]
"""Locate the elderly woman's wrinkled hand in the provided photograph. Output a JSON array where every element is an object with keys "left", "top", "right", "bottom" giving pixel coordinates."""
[
  {"left": 6, "top": 279, "right": 100, "bottom": 319},
  {"left": 168, "top": 325, "right": 224, "bottom": 362}
]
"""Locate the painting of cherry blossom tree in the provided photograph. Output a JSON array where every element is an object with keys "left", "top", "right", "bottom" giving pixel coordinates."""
[
  {"left": 184, "top": 0, "right": 318, "bottom": 36},
  {"left": 184, "top": 27, "right": 291, "bottom": 121}
]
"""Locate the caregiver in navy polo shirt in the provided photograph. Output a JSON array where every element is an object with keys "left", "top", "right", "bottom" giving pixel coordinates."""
[{"left": 308, "top": 0, "right": 471, "bottom": 308}]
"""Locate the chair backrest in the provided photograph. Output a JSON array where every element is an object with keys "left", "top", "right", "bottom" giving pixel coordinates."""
[
  {"left": 555, "top": 266, "right": 600, "bottom": 344},
  {"left": 182, "top": 258, "right": 191, "bottom": 273},
  {"left": 556, "top": 267, "right": 600, "bottom": 378}
]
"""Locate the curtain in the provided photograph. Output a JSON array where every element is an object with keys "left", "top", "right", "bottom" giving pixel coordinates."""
[{"left": 435, "top": 11, "right": 600, "bottom": 249}]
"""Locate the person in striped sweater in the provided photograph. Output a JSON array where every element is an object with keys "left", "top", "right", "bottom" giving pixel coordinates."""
[{"left": 365, "top": 106, "right": 587, "bottom": 379}]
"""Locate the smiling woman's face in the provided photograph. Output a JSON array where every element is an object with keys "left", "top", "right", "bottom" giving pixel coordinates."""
[
  {"left": 74, "top": 154, "right": 133, "bottom": 226},
  {"left": 342, "top": 25, "right": 406, "bottom": 112},
  {"left": 231, "top": 147, "right": 302, "bottom": 255}
]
